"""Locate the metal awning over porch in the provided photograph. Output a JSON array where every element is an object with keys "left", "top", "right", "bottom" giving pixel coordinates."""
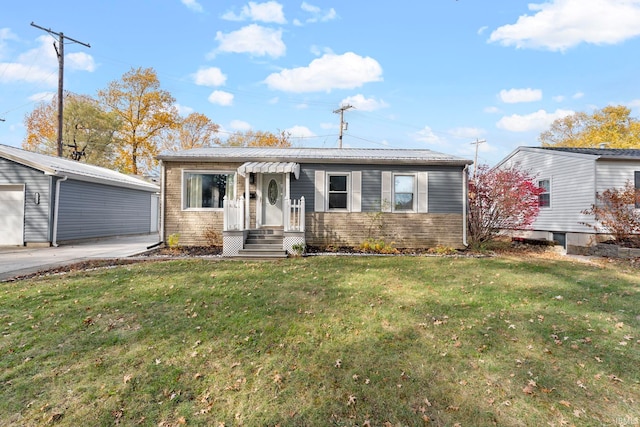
[{"left": 237, "top": 161, "right": 300, "bottom": 179}]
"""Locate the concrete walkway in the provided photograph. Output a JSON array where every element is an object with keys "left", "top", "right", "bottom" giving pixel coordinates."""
[{"left": 0, "top": 234, "right": 161, "bottom": 282}]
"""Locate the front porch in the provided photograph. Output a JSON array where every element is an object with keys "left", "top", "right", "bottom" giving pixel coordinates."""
[{"left": 221, "top": 195, "right": 306, "bottom": 258}]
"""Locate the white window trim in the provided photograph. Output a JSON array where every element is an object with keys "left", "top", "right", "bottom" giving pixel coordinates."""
[
  {"left": 538, "top": 177, "right": 551, "bottom": 209},
  {"left": 392, "top": 173, "right": 417, "bottom": 213},
  {"left": 326, "top": 172, "right": 351, "bottom": 212},
  {"left": 181, "top": 169, "right": 237, "bottom": 211}
]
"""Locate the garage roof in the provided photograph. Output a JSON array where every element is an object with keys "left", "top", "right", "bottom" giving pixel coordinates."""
[{"left": 0, "top": 144, "right": 159, "bottom": 192}]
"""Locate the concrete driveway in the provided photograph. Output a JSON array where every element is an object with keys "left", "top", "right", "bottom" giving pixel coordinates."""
[{"left": 0, "top": 233, "right": 161, "bottom": 282}]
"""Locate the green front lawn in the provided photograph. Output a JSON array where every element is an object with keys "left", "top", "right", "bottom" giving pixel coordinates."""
[{"left": 1, "top": 255, "right": 638, "bottom": 426}]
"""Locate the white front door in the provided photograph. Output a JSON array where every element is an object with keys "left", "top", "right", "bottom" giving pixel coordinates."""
[
  {"left": 262, "top": 174, "right": 283, "bottom": 226},
  {"left": 0, "top": 185, "right": 25, "bottom": 246}
]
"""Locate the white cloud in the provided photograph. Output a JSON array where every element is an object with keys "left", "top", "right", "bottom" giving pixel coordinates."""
[
  {"left": 627, "top": 99, "right": 640, "bottom": 108},
  {"left": 553, "top": 95, "right": 565, "bottom": 102},
  {"left": 285, "top": 125, "right": 315, "bottom": 138},
  {"left": 412, "top": 126, "right": 446, "bottom": 146},
  {"left": 340, "top": 94, "right": 388, "bottom": 111},
  {"left": 0, "top": 35, "right": 93, "bottom": 85},
  {"left": 66, "top": 52, "right": 95, "bottom": 72},
  {"left": 0, "top": 28, "right": 18, "bottom": 59},
  {"left": 496, "top": 109, "right": 575, "bottom": 132},
  {"left": 208, "top": 90, "right": 234, "bottom": 106},
  {"left": 300, "top": 2, "right": 337, "bottom": 23},
  {"left": 222, "top": 1, "right": 286, "bottom": 24},
  {"left": 499, "top": 88, "right": 542, "bottom": 104},
  {"left": 181, "top": 0, "right": 203, "bottom": 13},
  {"left": 192, "top": 67, "right": 227, "bottom": 87},
  {"left": 449, "top": 127, "right": 486, "bottom": 139},
  {"left": 230, "top": 119, "right": 252, "bottom": 131},
  {"left": 0, "top": 62, "right": 57, "bottom": 86},
  {"left": 264, "top": 52, "right": 382, "bottom": 93},
  {"left": 484, "top": 106, "right": 500, "bottom": 114},
  {"left": 573, "top": 91, "right": 585, "bottom": 99},
  {"left": 28, "top": 92, "right": 55, "bottom": 102},
  {"left": 174, "top": 103, "right": 194, "bottom": 116},
  {"left": 212, "top": 24, "right": 285, "bottom": 58},
  {"left": 489, "top": 0, "right": 640, "bottom": 51},
  {"left": 320, "top": 122, "right": 334, "bottom": 130}
]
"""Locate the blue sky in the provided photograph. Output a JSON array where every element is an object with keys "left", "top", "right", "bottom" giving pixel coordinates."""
[{"left": 2, "top": 0, "right": 640, "bottom": 166}]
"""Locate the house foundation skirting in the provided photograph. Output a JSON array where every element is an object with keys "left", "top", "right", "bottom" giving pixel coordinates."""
[
  {"left": 283, "top": 231, "right": 305, "bottom": 254},
  {"left": 223, "top": 230, "right": 247, "bottom": 256}
]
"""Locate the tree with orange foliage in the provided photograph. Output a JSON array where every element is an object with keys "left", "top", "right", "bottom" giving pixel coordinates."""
[
  {"left": 23, "top": 93, "right": 118, "bottom": 167},
  {"left": 162, "top": 112, "right": 221, "bottom": 152},
  {"left": 539, "top": 105, "right": 640, "bottom": 149},
  {"left": 225, "top": 129, "right": 291, "bottom": 148},
  {"left": 98, "top": 67, "right": 179, "bottom": 175}
]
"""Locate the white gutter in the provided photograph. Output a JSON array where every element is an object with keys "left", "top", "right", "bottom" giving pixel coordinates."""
[
  {"left": 52, "top": 175, "right": 68, "bottom": 247},
  {"left": 462, "top": 165, "right": 469, "bottom": 247}
]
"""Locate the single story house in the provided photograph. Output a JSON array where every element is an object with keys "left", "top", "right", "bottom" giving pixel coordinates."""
[
  {"left": 157, "top": 147, "right": 473, "bottom": 257},
  {"left": 495, "top": 146, "right": 640, "bottom": 253},
  {"left": 0, "top": 144, "right": 160, "bottom": 247}
]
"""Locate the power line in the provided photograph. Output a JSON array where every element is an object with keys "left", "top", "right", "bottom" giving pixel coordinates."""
[{"left": 30, "top": 22, "right": 90, "bottom": 157}]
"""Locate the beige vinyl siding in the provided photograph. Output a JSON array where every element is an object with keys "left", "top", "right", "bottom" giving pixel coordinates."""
[{"left": 501, "top": 149, "right": 595, "bottom": 233}]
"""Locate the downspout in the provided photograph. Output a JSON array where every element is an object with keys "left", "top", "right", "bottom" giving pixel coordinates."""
[
  {"left": 462, "top": 165, "right": 469, "bottom": 247},
  {"left": 159, "top": 161, "right": 165, "bottom": 243},
  {"left": 52, "top": 175, "right": 68, "bottom": 247}
]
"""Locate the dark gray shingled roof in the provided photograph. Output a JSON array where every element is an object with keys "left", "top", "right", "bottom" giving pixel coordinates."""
[{"left": 539, "top": 147, "right": 640, "bottom": 159}]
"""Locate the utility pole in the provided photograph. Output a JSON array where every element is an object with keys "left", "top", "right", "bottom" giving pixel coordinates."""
[
  {"left": 470, "top": 138, "right": 486, "bottom": 179},
  {"left": 333, "top": 104, "right": 353, "bottom": 149},
  {"left": 31, "top": 22, "right": 90, "bottom": 157}
]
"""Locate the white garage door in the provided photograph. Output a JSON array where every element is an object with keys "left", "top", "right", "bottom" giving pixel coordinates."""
[{"left": 0, "top": 185, "right": 25, "bottom": 246}]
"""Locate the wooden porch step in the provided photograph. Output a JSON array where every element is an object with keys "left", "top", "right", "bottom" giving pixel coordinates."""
[{"left": 237, "top": 228, "right": 287, "bottom": 258}]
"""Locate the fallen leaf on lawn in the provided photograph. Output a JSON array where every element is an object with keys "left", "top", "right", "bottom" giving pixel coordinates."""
[
  {"left": 334, "top": 359, "right": 342, "bottom": 368},
  {"left": 522, "top": 380, "right": 537, "bottom": 395},
  {"left": 347, "top": 395, "right": 356, "bottom": 406},
  {"left": 559, "top": 400, "right": 571, "bottom": 408},
  {"left": 123, "top": 374, "right": 132, "bottom": 384},
  {"left": 273, "top": 373, "right": 283, "bottom": 385},
  {"left": 608, "top": 374, "right": 623, "bottom": 382}
]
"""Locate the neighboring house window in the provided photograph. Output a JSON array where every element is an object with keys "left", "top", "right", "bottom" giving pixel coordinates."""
[
  {"left": 183, "top": 171, "right": 235, "bottom": 209},
  {"left": 538, "top": 179, "right": 551, "bottom": 208},
  {"left": 328, "top": 173, "right": 349, "bottom": 210},
  {"left": 394, "top": 174, "right": 415, "bottom": 211},
  {"left": 635, "top": 171, "right": 640, "bottom": 209}
]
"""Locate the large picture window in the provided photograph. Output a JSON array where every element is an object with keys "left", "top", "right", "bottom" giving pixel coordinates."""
[
  {"left": 184, "top": 172, "right": 235, "bottom": 209},
  {"left": 328, "top": 174, "right": 349, "bottom": 210},
  {"left": 394, "top": 174, "right": 415, "bottom": 211},
  {"left": 538, "top": 179, "right": 551, "bottom": 208}
]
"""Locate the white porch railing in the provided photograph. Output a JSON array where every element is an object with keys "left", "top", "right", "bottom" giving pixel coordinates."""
[
  {"left": 223, "top": 196, "right": 245, "bottom": 231},
  {"left": 284, "top": 197, "right": 305, "bottom": 232}
]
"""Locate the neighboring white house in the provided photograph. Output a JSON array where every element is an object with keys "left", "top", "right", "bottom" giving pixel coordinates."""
[{"left": 495, "top": 147, "right": 640, "bottom": 253}]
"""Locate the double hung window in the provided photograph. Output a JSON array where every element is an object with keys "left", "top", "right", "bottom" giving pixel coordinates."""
[
  {"left": 328, "top": 174, "right": 349, "bottom": 210},
  {"left": 393, "top": 175, "right": 415, "bottom": 211},
  {"left": 538, "top": 179, "right": 551, "bottom": 208}
]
